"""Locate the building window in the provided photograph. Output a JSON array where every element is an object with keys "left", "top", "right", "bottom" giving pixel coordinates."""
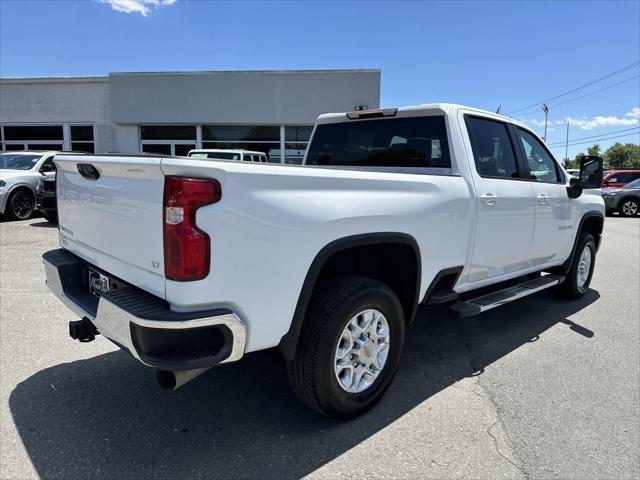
[
  {"left": 70, "top": 125, "right": 95, "bottom": 153},
  {"left": 1, "top": 125, "right": 64, "bottom": 151},
  {"left": 284, "top": 126, "right": 313, "bottom": 164},
  {"left": 202, "top": 125, "right": 280, "bottom": 162},
  {"left": 140, "top": 125, "right": 196, "bottom": 156}
]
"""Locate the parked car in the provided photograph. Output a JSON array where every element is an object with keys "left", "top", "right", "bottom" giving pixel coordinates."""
[
  {"left": 42, "top": 104, "right": 604, "bottom": 419},
  {"left": 36, "top": 175, "right": 57, "bottom": 222},
  {"left": 187, "top": 149, "right": 268, "bottom": 163},
  {"left": 0, "top": 151, "right": 57, "bottom": 220},
  {"left": 602, "top": 169, "right": 640, "bottom": 188},
  {"left": 602, "top": 177, "right": 640, "bottom": 216}
]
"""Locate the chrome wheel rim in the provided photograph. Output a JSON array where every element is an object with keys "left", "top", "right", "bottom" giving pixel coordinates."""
[
  {"left": 333, "top": 309, "right": 390, "bottom": 394},
  {"left": 622, "top": 201, "right": 638, "bottom": 216},
  {"left": 12, "top": 192, "right": 34, "bottom": 219},
  {"left": 576, "top": 245, "right": 592, "bottom": 291}
]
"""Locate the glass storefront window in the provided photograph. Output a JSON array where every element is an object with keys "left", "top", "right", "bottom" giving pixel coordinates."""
[
  {"left": 3, "top": 125, "right": 63, "bottom": 141},
  {"left": 202, "top": 125, "right": 279, "bottom": 142},
  {"left": 285, "top": 126, "right": 313, "bottom": 142},
  {"left": 142, "top": 144, "right": 172, "bottom": 155},
  {"left": 284, "top": 143, "right": 307, "bottom": 164},
  {"left": 140, "top": 126, "right": 196, "bottom": 140}
]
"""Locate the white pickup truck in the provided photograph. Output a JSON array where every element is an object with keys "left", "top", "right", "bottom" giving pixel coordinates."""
[{"left": 43, "top": 104, "right": 605, "bottom": 419}]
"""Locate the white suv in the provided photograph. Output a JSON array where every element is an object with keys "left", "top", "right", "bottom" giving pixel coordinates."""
[
  {"left": 187, "top": 149, "right": 268, "bottom": 163},
  {"left": 0, "top": 151, "right": 57, "bottom": 220}
]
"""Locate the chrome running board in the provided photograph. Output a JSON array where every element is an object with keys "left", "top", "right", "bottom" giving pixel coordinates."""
[{"left": 449, "top": 274, "right": 565, "bottom": 319}]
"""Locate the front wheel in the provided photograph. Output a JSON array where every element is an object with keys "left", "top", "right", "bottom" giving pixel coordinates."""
[
  {"left": 7, "top": 189, "right": 35, "bottom": 220},
  {"left": 287, "top": 275, "right": 405, "bottom": 420},
  {"left": 619, "top": 198, "right": 639, "bottom": 217},
  {"left": 557, "top": 232, "right": 596, "bottom": 299}
]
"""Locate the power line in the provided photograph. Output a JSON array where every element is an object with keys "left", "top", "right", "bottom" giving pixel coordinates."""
[
  {"left": 507, "top": 60, "right": 640, "bottom": 114},
  {"left": 514, "top": 74, "right": 640, "bottom": 118},
  {"left": 548, "top": 130, "right": 640, "bottom": 149},
  {"left": 599, "top": 103, "right": 640, "bottom": 117},
  {"left": 546, "top": 126, "right": 640, "bottom": 146}
]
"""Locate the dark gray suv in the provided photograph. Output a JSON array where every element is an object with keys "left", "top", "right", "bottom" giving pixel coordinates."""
[{"left": 603, "top": 178, "right": 640, "bottom": 217}]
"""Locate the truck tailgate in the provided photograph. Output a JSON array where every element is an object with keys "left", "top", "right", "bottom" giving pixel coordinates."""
[{"left": 55, "top": 154, "right": 166, "bottom": 299}]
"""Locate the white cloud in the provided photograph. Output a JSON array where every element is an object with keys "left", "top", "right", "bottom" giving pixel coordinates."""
[
  {"left": 559, "top": 108, "right": 640, "bottom": 130},
  {"left": 99, "top": 0, "right": 176, "bottom": 16},
  {"left": 626, "top": 107, "right": 640, "bottom": 119},
  {"left": 525, "top": 118, "right": 547, "bottom": 127}
]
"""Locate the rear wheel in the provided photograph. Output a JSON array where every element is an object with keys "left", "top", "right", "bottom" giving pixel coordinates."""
[
  {"left": 7, "top": 189, "right": 35, "bottom": 220},
  {"left": 287, "top": 275, "right": 405, "bottom": 420},
  {"left": 619, "top": 198, "right": 639, "bottom": 217},
  {"left": 557, "top": 232, "right": 596, "bottom": 299}
]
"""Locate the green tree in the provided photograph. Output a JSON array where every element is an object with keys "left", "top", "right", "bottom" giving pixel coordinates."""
[
  {"left": 587, "top": 144, "right": 601, "bottom": 156},
  {"left": 603, "top": 143, "right": 640, "bottom": 169}
]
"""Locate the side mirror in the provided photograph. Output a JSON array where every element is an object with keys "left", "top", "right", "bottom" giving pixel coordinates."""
[
  {"left": 567, "top": 155, "right": 603, "bottom": 198},
  {"left": 579, "top": 155, "right": 604, "bottom": 188}
]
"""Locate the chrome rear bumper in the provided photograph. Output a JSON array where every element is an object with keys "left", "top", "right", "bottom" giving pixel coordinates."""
[{"left": 43, "top": 249, "right": 246, "bottom": 370}]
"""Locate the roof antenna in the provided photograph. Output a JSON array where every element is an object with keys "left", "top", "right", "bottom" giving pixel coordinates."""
[{"left": 496, "top": 104, "right": 502, "bottom": 114}]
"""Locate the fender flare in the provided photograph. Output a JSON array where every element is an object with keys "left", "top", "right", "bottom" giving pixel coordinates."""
[
  {"left": 278, "top": 232, "right": 421, "bottom": 361},
  {"left": 559, "top": 211, "right": 604, "bottom": 274}
]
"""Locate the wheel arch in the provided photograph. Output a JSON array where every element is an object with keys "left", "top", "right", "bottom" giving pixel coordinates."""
[
  {"left": 557, "top": 211, "right": 604, "bottom": 274},
  {"left": 278, "top": 232, "right": 421, "bottom": 361}
]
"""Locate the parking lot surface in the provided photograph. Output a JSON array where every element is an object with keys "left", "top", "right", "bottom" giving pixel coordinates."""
[{"left": 0, "top": 216, "right": 638, "bottom": 480}]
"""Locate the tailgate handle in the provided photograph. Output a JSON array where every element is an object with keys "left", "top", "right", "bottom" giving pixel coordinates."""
[{"left": 77, "top": 163, "right": 100, "bottom": 180}]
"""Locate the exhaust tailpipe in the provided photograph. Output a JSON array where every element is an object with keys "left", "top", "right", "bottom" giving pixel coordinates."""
[{"left": 156, "top": 367, "right": 211, "bottom": 391}]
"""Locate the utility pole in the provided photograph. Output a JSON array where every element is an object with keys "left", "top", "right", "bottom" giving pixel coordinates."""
[
  {"left": 565, "top": 122, "right": 570, "bottom": 165},
  {"left": 542, "top": 103, "right": 549, "bottom": 142}
]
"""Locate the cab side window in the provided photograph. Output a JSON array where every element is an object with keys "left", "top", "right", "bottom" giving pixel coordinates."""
[
  {"left": 465, "top": 116, "right": 519, "bottom": 179},
  {"left": 516, "top": 129, "right": 560, "bottom": 183}
]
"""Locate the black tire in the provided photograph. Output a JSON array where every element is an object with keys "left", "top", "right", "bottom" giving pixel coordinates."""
[
  {"left": 7, "top": 189, "right": 35, "bottom": 220},
  {"left": 287, "top": 275, "right": 405, "bottom": 420},
  {"left": 557, "top": 232, "right": 596, "bottom": 299},
  {"left": 618, "top": 197, "right": 639, "bottom": 217}
]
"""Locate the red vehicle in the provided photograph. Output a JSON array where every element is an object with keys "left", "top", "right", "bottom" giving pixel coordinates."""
[{"left": 602, "top": 170, "right": 640, "bottom": 188}]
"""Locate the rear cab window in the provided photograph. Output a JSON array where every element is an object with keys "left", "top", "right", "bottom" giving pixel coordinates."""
[{"left": 305, "top": 115, "right": 451, "bottom": 170}]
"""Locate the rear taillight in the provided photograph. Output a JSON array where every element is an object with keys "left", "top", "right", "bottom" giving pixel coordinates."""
[{"left": 163, "top": 176, "right": 221, "bottom": 281}]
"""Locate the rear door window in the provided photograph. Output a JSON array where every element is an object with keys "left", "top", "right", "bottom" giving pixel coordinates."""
[
  {"left": 305, "top": 116, "right": 451, "bottom": 168},
  {"left": 465, "top": 116, "right": 519, "bottom": 179}
]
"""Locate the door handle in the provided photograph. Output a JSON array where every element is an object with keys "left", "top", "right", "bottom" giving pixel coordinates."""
[
  {"left": 537, "top": 193, "right": 549, "bottom": 205},
  {"left": 480, "top": 193, "right": 497, "bottom": 206}
]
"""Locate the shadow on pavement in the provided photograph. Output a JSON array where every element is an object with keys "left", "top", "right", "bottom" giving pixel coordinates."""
[
  {"left": 29, "top": 221, "right": 57, "bottom": 228},
  {"left": 10, "top": 289, "right": 599, "bottom": 480}
]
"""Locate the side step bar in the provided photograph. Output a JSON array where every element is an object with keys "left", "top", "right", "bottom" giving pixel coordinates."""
[{"left": 449, "top": 274, "right": 565, "bottom": 319}]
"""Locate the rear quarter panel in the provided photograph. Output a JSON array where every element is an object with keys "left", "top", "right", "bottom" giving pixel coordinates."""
[{"left": 160, "top": 159, "right": 473, "bottom": 352}]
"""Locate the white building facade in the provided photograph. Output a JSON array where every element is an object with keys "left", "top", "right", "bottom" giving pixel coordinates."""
[{"left": 0, "top": 69, "right": 381, "bottom": 163}]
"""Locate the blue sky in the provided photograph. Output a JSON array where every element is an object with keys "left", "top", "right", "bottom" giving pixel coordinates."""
[{"left": 1, "top": 0, "right": 639, "bottom": 159}]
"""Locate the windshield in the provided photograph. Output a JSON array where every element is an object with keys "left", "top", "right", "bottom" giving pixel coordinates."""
[
  {"left": 188, "top": 151, "right": 241, "bottom": 160},
  {"left": 0, "top": 153, "right": 41, "bottom": 170},
  {"left": 625, "top": 178, "right": 640, "bottom": 188}
]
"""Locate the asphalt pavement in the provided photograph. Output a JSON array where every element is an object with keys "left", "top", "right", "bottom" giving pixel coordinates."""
[{"left": 0, "top": 215, "right": 638, "bottom": 479}]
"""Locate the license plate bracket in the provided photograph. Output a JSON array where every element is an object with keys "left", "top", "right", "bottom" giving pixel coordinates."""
[{"left": 88, "top": 267, "right": 110, "bottom": 298}]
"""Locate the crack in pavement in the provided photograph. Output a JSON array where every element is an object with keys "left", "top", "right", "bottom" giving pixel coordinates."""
[{"left": 457, "top": 321, "right": 531, "bottom": 479}]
